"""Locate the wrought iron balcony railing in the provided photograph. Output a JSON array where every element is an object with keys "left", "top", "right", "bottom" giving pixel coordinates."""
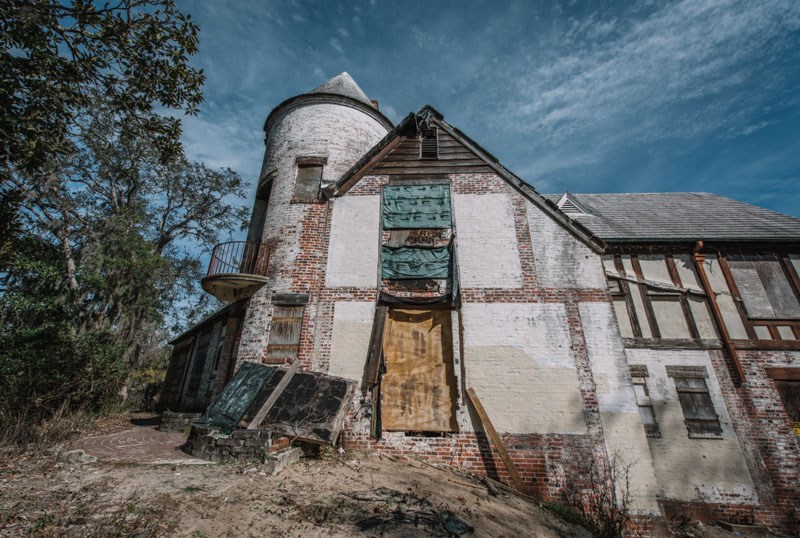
[
  {"left": 207, "top": 240, "right": 270, "bottom": 278},
  {"left": 202, "top": 241, "right": 272, "bottom": 302}
]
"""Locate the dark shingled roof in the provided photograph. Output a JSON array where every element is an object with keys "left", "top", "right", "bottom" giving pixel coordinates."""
[
  {"left": 542, "top": 192, "right": 800, "bottom": 243},
  {"left": 308, "top": 72, "right": 372, "bottom": 105}
]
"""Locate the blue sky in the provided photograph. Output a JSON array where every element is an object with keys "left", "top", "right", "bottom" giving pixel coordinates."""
[{"left": 177, "top": 0, "right": 800, "bottom": 224}]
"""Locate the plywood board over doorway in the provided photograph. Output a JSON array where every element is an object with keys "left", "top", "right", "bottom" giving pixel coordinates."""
[{"left": 381, "top": 309, "right": 458, "bottom": 432}]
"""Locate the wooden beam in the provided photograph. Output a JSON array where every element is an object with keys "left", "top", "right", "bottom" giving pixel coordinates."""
[
  {"left": 613, "top": 256, "right": 643, "bottom": 338},
  {"left": 717, "top": 256, "right": 758, "bottom": 339},
  {"left": 666, "top": 255, "right": 700, "bottom": 339},
  {"left": 732, "top": 339, "right": 800, "bottom": 351},
  {"left": 693, "top": 252, "right": 746, "bottom": 386},
  {"left": 246, "top": 360, "right": 300, "bottom": 429},
  {"left": 361, "top": 306, "right": 388, "bottom": 391},
  {"left": 765, "top": 367, "right": 800, "bottom": 380},
  {"left": 622, "top": 337, "right": 723, "bottom": 350},
  {"left": 466, "top": 388, "right": 525, "bottom": 493},
  {"left": 631, "top": 256, "right": 662, "bottom": 339}
]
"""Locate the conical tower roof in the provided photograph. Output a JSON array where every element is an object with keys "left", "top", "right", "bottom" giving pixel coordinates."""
[{"left": 308, "top": 72, "right": 372, "bottom": 105}]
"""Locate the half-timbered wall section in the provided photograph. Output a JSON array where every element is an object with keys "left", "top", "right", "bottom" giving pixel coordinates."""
[{"left": 597, "top": 244, "right": 800, "bottom": 529}]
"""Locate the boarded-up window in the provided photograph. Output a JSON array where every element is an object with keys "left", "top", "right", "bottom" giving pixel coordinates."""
[
  {"left": 382, "top": 184, "right": 451, "bottom": 229},
  {"left": 420, "top": 127, "right": 438, "bottom": 159},
  {"left": 775, "top": 380, "right": 800, "bottom": 435},
  {"left": 649, "top": 294, "right": 691, "bottom": 338},
  {"left": 293, "top": 164, "right": 323, "bottom": 202},
  {"left": 266, "top": 306, "right": 304, "bottom": 363},
  {"left": 381, "top": 246, "right": 451, "bottom": 279},
  {"left": 728, "top": 256, "right": 800, "bottom": 319},
  {"left": 672, "top": 376, "right": 722, "bottom": 436},
  {"left": 381, "top": 309, "right": 458, "bottom": 432},
  {"left": 630, "top": 369, "right": 660, "bottom": 437}
]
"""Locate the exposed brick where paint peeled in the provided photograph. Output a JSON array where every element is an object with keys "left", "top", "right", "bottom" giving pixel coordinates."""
[
  {"left": 706, "top": 348, "right": 800, "bottom": 532},
  {"left": 341, "top": 431, "right": 597, "bottom": 502}
]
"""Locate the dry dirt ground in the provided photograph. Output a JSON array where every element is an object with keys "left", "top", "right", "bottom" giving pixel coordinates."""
[{"left": 0, "top": 413, "right": 593, "bottom": 537}]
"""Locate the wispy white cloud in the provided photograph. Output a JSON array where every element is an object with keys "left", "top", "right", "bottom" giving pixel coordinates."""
[{"left": 503, "top": 0, "right": 800, "bottom": 149}]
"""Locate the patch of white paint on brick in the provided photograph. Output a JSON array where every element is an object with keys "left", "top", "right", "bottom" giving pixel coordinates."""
[
  {"left": 624, "top": 348, "right": 758, "bottom": 503},
  {"left": 579, "top": 301, "right": 659, "bottom": 512},
  {"left": 453, "top": 193, "right": 523, "bottom": 288},
  {"left": 462, "top": 303, "right": 586, "bottom": 434},
  {"left": 325, "top": 196, "right": 380, "bottom": 287},
  {"left": 328, "top": 301, "right": 375, "bottom": 381},
  {"left": 527, "top": 202, "right": 606, "bottom": 289}
]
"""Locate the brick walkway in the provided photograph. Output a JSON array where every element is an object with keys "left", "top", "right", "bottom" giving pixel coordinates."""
[{"left": 71, "top": 426, "right": 207, "bottom": 465}]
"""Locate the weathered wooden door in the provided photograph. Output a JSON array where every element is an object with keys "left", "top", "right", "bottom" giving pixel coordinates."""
[{"left": 381, "top": 308, "right": 458, "bottom": 432}]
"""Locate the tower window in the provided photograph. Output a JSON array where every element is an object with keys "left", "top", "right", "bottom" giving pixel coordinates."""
[
  {"left": 293, "top": 164, "right": 323, "bottom": 202},
  {"left": 265, "top": 305, "right": 304, "bottom": 364},
  {"left": 420, "top": 127, "right": 438, "bottom": 159}
]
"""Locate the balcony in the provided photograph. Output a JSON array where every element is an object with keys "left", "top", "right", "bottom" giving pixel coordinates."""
[{"left": 201, "top": 241, "right": 271, "bottom": 302}]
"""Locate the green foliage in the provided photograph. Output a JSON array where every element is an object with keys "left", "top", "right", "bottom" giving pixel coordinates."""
[
  {"left": 0, "top": 324, "right": 126, "bottom": 420},
  {"left": 0, "top": 1, "right": 245, "bottom": 440},
  {"left": 0, "top": 0, "right": 205, "bottom": 173}
]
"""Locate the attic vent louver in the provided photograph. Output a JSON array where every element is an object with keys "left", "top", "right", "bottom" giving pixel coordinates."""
[
  {"left": 420, "top": 127, "right": 438, "bottom": 159},
  {"left": 556, "top": 193, "right": 590, "bottom": 217}
]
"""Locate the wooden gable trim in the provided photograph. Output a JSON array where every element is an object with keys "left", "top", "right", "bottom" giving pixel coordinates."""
[
  {"left": 329, "top": 106, "right": 606, "bottom": 254},
  {"left": 432, "top": 115, "right": 606, "bottom": 254}
]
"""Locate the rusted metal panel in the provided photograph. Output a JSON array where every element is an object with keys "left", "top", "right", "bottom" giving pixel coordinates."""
[
  {"left": 266, "top": 306, "right": 304, "bottom": 363},
  {"left": 381, "top": 309, "right": 458, "bottom": 432}
]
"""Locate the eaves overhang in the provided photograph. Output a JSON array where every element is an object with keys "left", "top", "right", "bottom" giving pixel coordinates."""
[
  {"left": 328, "top": 104, "right": 607, "bottom": 254},
  {"left": 263, "top": 92, "right": 394, "bottom": 138}
]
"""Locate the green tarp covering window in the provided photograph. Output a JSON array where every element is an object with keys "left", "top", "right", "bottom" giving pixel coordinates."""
[
  {"left": 382, "top": 184, "right": 451, "bottom": 229},
  {"left": 381, "top": 246, "right": 450, "bottom": 279}
]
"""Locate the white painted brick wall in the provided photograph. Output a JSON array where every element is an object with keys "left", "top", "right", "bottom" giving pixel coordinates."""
[
  {"left": 462, "top": 303, "right": 587, "bottom": 434},
  {"left": 579, "top": 301, "right": 660, "bottom": 513},
  {"left": 527, "top": 202, "right": 606, "bottom": 289},
  {"left": 328, "top": 301, "right": 375, "bottom": 381},
  {"left": 624, "top": 348, "right": 758, "bottom": 503},
  {"left": 453, "top": 193, "right": 523, "bottom": 288},
  {"left": 237, "top": 100, "right": 388, "bottom": 363},
  {"left": 325, "top": 196, "right": 380, "bottom": 288}
]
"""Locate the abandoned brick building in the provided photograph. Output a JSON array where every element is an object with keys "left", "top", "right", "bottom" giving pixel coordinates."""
[{"left": 160, "top": 73, "right": 800, "bottom": 532}]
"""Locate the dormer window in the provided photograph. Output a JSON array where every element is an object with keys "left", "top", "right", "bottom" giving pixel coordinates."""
[{"left": 420, "top": 127, "right": 438, "bottom": 159}]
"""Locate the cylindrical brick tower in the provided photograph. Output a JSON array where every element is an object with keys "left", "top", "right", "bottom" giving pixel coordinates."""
[{"left": 235, "top": 72, "right": 392, "bottom": 367}]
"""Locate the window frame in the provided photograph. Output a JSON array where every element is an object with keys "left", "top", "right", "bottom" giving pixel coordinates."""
[
  {"left": 630, "top": 367, "right": 661, "bottom": 438},
  {"left": 291, "top": 156, "right": 328, "bottom": 203},
  {"left": 667, "top": 366, "right": 723, "bottom": 439}
]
